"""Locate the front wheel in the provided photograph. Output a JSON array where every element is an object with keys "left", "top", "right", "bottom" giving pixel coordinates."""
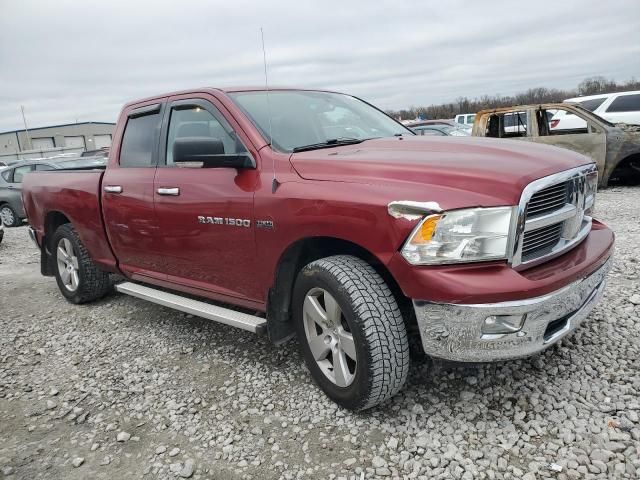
[
  {"left": 293, "top": 255, "right": 410, "bottom": 411},
  {"left": 51, "top": 223, "right": 112, "bottom": 304}
]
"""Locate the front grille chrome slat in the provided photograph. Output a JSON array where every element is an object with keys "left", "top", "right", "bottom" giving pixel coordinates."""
[
  {"left": 523, "top": 226, "right": 563, "bottom": 245},
  {"left": 525, "top": 181, "right": 569, "bottom": 218},
  {"left": 522, "top": 228, "right": 563, "bottom": 253},
  {"left": 511, "top": 164, "right": 596, "bottom": 269}
]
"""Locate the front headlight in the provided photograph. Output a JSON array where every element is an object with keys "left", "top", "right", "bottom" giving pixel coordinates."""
[{"left": 401, "top": 206, "right": 514, "bottom": 265}]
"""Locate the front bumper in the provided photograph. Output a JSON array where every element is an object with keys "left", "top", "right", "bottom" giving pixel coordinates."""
[{"left": 413, "top": 257, "right": 611, "bottom": 362}]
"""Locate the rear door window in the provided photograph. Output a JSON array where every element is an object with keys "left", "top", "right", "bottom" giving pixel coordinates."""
[
  {"left": 12, "top": 165, "right": 34, "bottom": 183},
  {"left": 120, "top": 109, "right": 161, "bottom": 167},
  {"left": 34, "top": 164, "right": 56, "bottom": 171},
  {"left": 605, "top": 94, "right": 640, "bottom": 113}
]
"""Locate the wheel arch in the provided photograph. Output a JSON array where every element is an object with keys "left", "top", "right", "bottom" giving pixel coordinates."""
[
  {"left": 607, "top": 152, "right": 640, "bottom": 186},
  {"left": 266, "top": 236, "right": 412, "bottom": 345},
  {"left": 41, "top": 210, "right": 72, "bottom": 275}
]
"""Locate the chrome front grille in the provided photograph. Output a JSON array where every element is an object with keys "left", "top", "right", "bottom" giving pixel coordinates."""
[
  {"left": 526, "top": 181, "right": 570, "bottom": 217},
  {"left": 521, "top": 223, "right": 563, "bottom": 262},
  {"left": 512, "top": 165, "right": 596, "bottom": 268}
]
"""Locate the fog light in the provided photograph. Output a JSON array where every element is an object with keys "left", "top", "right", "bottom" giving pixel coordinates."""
[{"left": 482, "top": 314, "right": 526, "bottom": 334}]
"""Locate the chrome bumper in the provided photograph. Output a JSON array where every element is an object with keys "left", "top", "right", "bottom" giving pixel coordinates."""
[
  {"left": 413, "top": 258, "right": 611, "bottom": 362},
  {"left": 27, "top": 226, "right": 39, "bottom": 248}
]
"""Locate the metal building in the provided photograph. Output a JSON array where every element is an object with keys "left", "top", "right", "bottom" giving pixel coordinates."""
[{"left": 0, "top": 122, "right": 115, "bottom": 162}]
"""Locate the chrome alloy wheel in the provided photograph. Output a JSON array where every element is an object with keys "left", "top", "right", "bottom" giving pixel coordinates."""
[
  {"left": 0, "top": 206, "right": 14, "bottom": 226},
  {"left": 303, "top": 288, "right": 357, "bottom": 387},
  {"left": 56, "top": 238, "right": 80, "bottom": 292}
]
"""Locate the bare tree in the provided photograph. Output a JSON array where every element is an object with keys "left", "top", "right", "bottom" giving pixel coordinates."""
[{"left": 389, "top": 77, "right": 640, "bottom": 120}]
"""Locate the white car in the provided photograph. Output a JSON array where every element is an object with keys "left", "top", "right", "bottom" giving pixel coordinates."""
[
  {"left": 454, "top": 113, "right": 476, "bottom": 127},
  {"left": 550, "top": 90, "right": 640, "bottom": 131}
]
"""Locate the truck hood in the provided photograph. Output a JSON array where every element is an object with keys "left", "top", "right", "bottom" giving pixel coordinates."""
[{"left": 290, "top": 136, "right": 593, "bottom": 205}]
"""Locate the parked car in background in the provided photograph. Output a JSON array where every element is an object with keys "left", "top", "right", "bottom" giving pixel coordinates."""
[
  {"left": 411, "top": 124, "right": 470, "bottom": 136},
  {"left": 454, "top": 113, "right": 476, "bottom": 127},
  {"left": 550, "top": 91, "right": 640, "bottom": 131},
  {"left": 473, "top": 103, "right": 640, "bottom": 186},
  {"left": 0, "top": 156, "right": 106, "bottom": 227}
]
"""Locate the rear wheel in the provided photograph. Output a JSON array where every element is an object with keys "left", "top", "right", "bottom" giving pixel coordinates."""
[
  {"left": 0, "top": 204, "right": 20, "bottom": 227},
  {"left": 293, "top": 255, "right": 410, "bottom": 411},
  {"left": 51, "top": 223, "right": 112, "bottom": 304}
]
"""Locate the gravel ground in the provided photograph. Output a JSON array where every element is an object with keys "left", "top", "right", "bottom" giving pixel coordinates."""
[{"left": 0, "top": 187, "right": 639, "bottom": 480}]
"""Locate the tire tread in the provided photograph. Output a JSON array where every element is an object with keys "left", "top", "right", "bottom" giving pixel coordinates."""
[
  {"left": 52, "top": 223, "right": 112, "bottom": 303},
  {"left": 301, "top": 255, "right": 410, "bottom": 410}
]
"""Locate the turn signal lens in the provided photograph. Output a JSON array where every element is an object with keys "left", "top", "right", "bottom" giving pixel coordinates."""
[{"left": 410, "top": 215, "right": 442, "bottom": 244}]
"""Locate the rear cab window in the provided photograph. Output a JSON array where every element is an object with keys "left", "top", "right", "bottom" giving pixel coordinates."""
[{"left": 119, "top": 105, "right": 162, "bottom": 167}]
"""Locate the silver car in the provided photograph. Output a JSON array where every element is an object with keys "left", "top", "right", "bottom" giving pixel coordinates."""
[{"left": 0, "top": 157, "right": 106, "bottom": 227}]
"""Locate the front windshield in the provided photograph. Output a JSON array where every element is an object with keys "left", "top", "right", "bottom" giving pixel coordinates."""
[{"left": 229, "top": 90, "right": 412, "bottom": 152}]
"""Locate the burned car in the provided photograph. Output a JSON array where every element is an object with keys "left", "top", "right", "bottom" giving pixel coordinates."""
[{"left": 472, "top": 103, "right": 640, "bottom": 187}]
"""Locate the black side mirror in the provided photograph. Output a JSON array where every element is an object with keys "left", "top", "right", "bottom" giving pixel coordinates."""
[{"left": 173, "top": 137, "right": 254, "bottom": 169}]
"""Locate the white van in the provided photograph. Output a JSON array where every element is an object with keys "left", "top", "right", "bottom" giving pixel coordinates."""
[
  {"left": 550, "top": 90, "right": 640, "bottom": 131},
  {"left": 454, "top": 113, "right": 476, "bottom": 127}
]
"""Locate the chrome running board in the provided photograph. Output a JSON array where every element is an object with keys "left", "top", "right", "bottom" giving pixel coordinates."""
[{"left": 115, "top": 282, "right": 267, "bottom": 334}]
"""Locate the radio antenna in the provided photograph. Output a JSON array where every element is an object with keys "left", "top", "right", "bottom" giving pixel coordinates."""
[{"left": 260, "top": 27, "right": 279, "bottom": 193}]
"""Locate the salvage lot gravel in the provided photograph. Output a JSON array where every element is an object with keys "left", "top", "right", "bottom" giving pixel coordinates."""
[{"left": 1, "top": 187, "right": 639, "bottom": 480}]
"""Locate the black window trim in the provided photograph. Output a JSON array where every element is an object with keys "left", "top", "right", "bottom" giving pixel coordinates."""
[
  {"left": 128, "top": 103, "right": 161, "bottom": 118},
  {"left": 158, "top": 98, "right": 254, "bottom": 168},
  {"left": 118, "top": 103, "right": 165, "bottom": 168}
]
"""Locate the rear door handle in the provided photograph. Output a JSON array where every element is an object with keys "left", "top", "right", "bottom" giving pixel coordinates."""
[
  {"left": 157, "top": 187, "right": 180, "bottom": 196},
  {"left": 104, "top": 185, "right": 123, "bottom": 193}
]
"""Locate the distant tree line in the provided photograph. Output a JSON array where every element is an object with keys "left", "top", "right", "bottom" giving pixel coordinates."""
[{"left": 388, "top": 76, "right": 640, "bottom": 121}]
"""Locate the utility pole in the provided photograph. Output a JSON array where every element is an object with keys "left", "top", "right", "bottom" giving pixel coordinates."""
[{"left": 20, "top": 105, "right": 33, "bottom": 151}]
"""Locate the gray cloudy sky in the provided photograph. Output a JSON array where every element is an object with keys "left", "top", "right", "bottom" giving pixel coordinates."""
[{"left": 1, "top": 0, "right": 638, "bottom": 131}]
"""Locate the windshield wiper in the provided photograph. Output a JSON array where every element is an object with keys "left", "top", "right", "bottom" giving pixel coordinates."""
[{"left": 292, "top": 137, "right": 364, "bottom": 152}]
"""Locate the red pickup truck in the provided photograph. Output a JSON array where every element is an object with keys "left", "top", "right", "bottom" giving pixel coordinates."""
[{"left": 23, "top": 88, "right": 614, "bottom": 410}]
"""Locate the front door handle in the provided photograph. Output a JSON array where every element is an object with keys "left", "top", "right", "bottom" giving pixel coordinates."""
[
  {"left": 157, "top": 187, "right": 180, "bottom": 196},
  {"left": 104, "top": 185, "right": 123, "bottom": 194}
]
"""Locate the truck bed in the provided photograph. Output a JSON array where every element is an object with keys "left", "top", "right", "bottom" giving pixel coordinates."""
[{"left": 22, "top": 169, "right": 118, "bottom": 271}]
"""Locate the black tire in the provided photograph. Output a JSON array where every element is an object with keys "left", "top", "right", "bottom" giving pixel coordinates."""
[
  {"left": 293, "top": 255, "right": 410, "bottom": 411},
  {"left": 51, "top": 223, "right": 112, "bottom": 304},
  {"left": 0, "top": 204, "right": 20, "bottom": 227}
]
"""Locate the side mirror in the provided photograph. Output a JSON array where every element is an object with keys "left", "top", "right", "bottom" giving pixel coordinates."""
[{"left": 173, "top": 137, "right": 254, "bottom": 169}]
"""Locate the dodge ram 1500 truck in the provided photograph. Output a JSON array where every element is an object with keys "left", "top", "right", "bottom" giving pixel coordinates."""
[{"left": 23, "top": 88, "right": 614, "bottom": 410}]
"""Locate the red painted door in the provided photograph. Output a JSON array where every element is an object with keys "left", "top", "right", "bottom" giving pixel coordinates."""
[
  {"left": 102, "top": 103, "right": 166, "bottom": 280},
  {"left": 152, "top": 96, "right": 261, "bottom": 302}
]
